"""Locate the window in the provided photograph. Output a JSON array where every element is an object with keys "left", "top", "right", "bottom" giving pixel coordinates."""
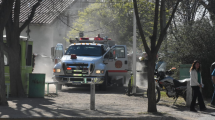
[
  {"left": 104, "top": 46, "right": 125, "bottom": 59},
  {"left": 101, "top": 45, "right": 106, "bottom": 55},
  {"left": 56, "top": 45, "right": 63, "bottom": 50},
  {"left": 65, "top": 45, "right": 102, "bottom": 56},
  {"left": 115, "top": 46, "right": 125, "bottom": 58}
]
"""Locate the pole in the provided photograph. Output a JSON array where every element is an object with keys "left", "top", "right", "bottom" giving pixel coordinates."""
[
  {"left": 90, "top": 82, "right": 95, "bottom": 110},
  {"left": 186, "top": 81, "right": 192, "bottom": 107},
  {"left": 132, "top": 10, "right": 137, "bottom": 93}
]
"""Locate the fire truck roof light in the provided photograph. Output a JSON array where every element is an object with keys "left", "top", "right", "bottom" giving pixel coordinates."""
[
  {"left": 80, "top": 37, "right": 89, "bottom": 40},
  {"left": 94, "top": 37, "right": 103, "bottom": 40}
]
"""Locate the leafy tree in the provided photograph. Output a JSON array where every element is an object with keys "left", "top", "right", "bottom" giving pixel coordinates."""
[
  {"left": 163, "top": 18, "right": 215, "bottom": 98},
  {"left": 160, "top": 0, "right": 215, "bottom": 99},
  {"left": 133, "top": 0, "right": 181, "bottom": 112},
  {"left": 0, "top": 0, "right": 15, "bottom": 106},
  {"left": 67, "top": 0, "right": 155, "bottom": 51},
  {"left": 3, "top": 0, "right": 42, "bottom": 97}
]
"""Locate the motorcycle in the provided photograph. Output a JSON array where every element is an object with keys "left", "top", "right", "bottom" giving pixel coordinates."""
[{"left": 147, "top": 62, "right": 190, "bottom": 104}]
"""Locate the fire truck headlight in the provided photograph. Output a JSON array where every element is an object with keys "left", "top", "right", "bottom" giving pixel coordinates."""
[
  {"left": 96, "top": 70, "right": 101, "bottom": 74},
  {"left": 96, "top": 70, "right": 104, "bottom": 74},
  {"left": 53, "top": 69, "right": 61, "bottom": 73},
  {"left": 56, "top": 69, "right": 61, "bottom": 72}
]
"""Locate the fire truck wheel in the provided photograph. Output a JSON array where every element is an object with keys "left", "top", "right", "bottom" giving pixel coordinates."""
[{"left": 100, "top": 72, "right": 108, "bottom": 91}]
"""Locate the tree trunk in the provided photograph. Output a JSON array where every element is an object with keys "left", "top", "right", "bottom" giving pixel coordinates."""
[
  {"left": 8, "top": 46, "right": 25, "bottom": 97},
  {"left": 0, "top": 27, "right": 7, "bottom": 105},
  {"left": 147, "top": 55, "right": 157, "bottom": 112},
  {"left": 0, "top": 46, "right": 8, "bottom": 106},
  {"left": 0, "top": 0, "right": 15, "bottom": 106}
]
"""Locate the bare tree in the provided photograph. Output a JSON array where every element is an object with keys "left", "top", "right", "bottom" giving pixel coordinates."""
[
  {"left": 0, "top": 0, "right": 15, "bottom": 106},
  {"left": 133, "top": 0, "right": 181, "bottom": 112},
  {"left": 3, "top": 0, "right": 42, "bottom": 97}
]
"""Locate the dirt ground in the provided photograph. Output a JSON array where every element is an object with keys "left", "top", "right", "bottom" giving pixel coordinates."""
[
  {"left": 2, "top": 59, "right": 213, "bottom": 119},
  {"left": 1, "top": 84, "right": 215, "bottom": 120}
]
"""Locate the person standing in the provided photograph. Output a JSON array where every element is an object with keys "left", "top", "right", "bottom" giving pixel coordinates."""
[
  {"left": 210, "top": 62, "right": 215, "bottom": 106},
  {"left": 190, "top": 60, "right": 207, "bottom": 112}
]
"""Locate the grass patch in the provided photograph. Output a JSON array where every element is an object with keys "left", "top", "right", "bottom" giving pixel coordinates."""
[
  {"left": 144, "top": 91, "right": 186, "bottom": 106},
  {"left": 158, "top": 91, "right": 186, "bottom": 106},
  {"left": 160, "top": 91, "right": 166, "bottom": 97}
]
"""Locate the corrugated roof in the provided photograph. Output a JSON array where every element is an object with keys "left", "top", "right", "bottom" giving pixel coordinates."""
[
  {"left": 0, "top": 0, "right": 74, "bottom": 24},
  {"left": 20, "top": 0, "right": 75, "bottom": 24}
]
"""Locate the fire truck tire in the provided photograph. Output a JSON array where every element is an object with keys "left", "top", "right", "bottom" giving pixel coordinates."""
[
  {"left": 57, "top": 84, "right": 62, "bottom": 90},
  {"left": 100, "top": 72, "right": 108, "bottom": 91},
  {"left": 118, "top": 78, "right": 124, "bottom": 87}
]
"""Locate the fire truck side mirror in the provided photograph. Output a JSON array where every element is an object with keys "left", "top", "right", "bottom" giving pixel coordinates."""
[{"left": 114, "top": 56, "right": 118, "bottom": 60}]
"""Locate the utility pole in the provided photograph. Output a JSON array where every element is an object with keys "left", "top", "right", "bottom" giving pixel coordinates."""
[{"left": 132, "top": 9, "right": 137, "bottom": 94}]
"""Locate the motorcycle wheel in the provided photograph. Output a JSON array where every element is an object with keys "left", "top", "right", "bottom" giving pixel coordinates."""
[
  {"left": 147, "top": 86, "right": 161, "bottom": 103},
  {"left": 127, "top": 79, "right": 132, "bottom": 96}
]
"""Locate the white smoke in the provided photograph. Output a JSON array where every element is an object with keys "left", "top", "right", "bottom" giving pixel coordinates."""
[{"left": 33, "top": 55, "right": 54, "bottom": 82}]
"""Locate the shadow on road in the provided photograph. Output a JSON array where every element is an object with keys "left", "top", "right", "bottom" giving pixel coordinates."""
[
  {"left": 0, "top": 98, "right": 92, "bottom": 118},
  {"left": 59, "top": 85, "right": 147, "bottom": 96}
]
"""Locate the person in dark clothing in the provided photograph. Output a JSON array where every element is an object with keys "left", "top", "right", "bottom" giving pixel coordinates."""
[
  {"left": 190, "top": 60, "right": 207, "bottom": 112},
  {"left": 210, "top": 62, "right": 215, "bottom": 106}
]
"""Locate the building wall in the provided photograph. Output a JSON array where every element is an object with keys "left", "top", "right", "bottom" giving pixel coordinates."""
[
  {"left": 20, "top": 24, "right": 54, "bottom": 56},
  {"left": 20, "top": 0, "right": 90, "bottom": 56}
]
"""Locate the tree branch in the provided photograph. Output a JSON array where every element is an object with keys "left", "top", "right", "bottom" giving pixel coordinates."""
[
  {"left": 133, "top": 0, "right": 150, "bottom": 55},
  {"left": 155, "top": 0, "right": 181, "bottom": 53},
  {"left": 200, "top": 8, "right": 207, "bottom": 21},
  {"left": 151, "top": 0, "right": 159, "bottom": 50},
  {"left": 199, "top": 0, "right": 210, "bottom": 10},
  {"left": 14, "top": 0, "right": 20, "bottom": 30},
  {"left": 160, "top": 0, "right": 165, "bottom": 33},
  {"left": 19, "top": 0, "right": 42, "bottom": 33}
]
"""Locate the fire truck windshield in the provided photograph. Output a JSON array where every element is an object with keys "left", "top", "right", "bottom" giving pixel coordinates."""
[{"left": 65, "top": 45, "right": 102, "bottom": 56}]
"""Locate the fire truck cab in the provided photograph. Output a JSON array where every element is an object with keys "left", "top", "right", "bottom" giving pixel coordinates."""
[{"left": 53, "top": 35, "right": 128, "bottom": 90}]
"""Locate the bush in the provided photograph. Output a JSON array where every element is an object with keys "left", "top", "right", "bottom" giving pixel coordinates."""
[{"left": 162, "top": 19, "right": 215, "bottom": 98}]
